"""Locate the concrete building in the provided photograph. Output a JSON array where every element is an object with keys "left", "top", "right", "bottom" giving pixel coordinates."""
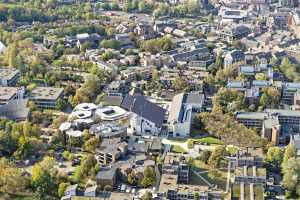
[
  {"left": 168, "top": 93, "right": 206, "bottom": 138},
  {"left": 236, "top": 109, "right": 300, "bottom": 144},
  {"left": 162, "top": 153, "right": 189, "bottom": 183},
  {"left": 282, "top": 82, "right": 300, "bottom": 105},
  {"left": 30, "top": 87, "right": 64, "bottom": 109},
  {"left": 96, "top": 166, "right": 118, "bottom": 188},
  {"left": 0, "top": 68, "right": 20, "bottom": 86},
  {"left": 97, "top": 138, "right": 127, "bottom": 165},
  {"left": 0, "top": 87, "right": 24, "bottom": 105}
]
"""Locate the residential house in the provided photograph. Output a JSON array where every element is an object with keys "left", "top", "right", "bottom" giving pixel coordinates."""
[
  {"left": 224, "top": 50, "right": 245, "bottom": 68},
  {"left": 219, "top": 25, "right": 251, "bottom": 42}
]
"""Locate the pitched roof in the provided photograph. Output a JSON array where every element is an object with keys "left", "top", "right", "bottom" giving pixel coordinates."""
[{"left": 121, "top": 95, "right": 166, "bottom": 126}]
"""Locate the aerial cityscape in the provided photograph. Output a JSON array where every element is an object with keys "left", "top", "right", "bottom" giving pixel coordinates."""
[{"left": 0, "top": 0, "right": 299, "bottom": 199}]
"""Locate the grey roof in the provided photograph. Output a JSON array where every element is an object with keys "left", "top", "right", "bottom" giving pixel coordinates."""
[
  {"left": 235, "top": 112, "right": 268, "bottom": 120},
  {"left": 184, "top": 93, "right": 205, "bottom": 104},
  {"left": 101, "top": 95, "right": 123, "bottom": 106},
  {"left": 0, "top": 87, "right": 19, "bottom": 101},
  {"left": 0, "top": 99, "right": 29, "bottom": 121},
  {"left": 168, "top": 93, "right": 185, "bottom": 122},
  {"left": 121, "top": 95, "right": 166, "bottom": 126},
  {"left": 266, "top": 109, "right": 300, "bottom": 117},
  {"left": 0, "top": 68, "right": 19, "bottom": 80},
  {"left": 96, "top": 167, "right": 117, "bottom": 180},
  {"left": 30, "top": 87, "right": 63, "bottom": 100}
]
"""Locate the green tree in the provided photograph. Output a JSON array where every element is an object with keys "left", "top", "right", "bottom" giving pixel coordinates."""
[
  {"left": 31, "top": 157, "right": 57, "bottom": 199},
  {"left": 282, "top": 143, "right": 296, "bottom": 167},
  {"left": 58, "top": 182, "right": 70, "bottom": 197},
  {"left": 173, "top": 76, "right": 189, "bottom": 91},
  {"left": 198, "top": 150, "right": 211, "bottom": 164},
  {"left": 127, "top": 171, "right": 136, "bottom": 185},
  {"left": 100, "top": 39, "right": 121, "bottom": 49},
  {"left": 84, "top": 137, "right": 100, "bottom": 153},
  {"left": 141, "top": 166, "right": 156, "bottom": 187},
  {"left": 282, "top": 157, "right": 300, "bottom": 197},
  {"left": 208, "top": 146, "right": 225, "bottom": 168},
  {"left": 141, "top": 191, "right": 153, "bottom": 200},
  {"left": 265, "top": 147, "right": 283, "bottom": 169},
  {"left": 0, "top": 158, "right": 29, "bottom": 195}
]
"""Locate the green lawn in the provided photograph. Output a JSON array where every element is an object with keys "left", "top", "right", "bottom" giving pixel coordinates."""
[
  {"left": 187, "top": 137, "right": 224, "bottom": 149},
  {"left": 172, "top": 145, "right": 187, "bottom": 153},
  {"left": 190, "top": 137, "right": 224, "bottom": 145}
]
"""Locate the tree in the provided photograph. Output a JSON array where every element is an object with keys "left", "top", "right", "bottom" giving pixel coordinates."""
[
  {"left": 199, "top": 112, "right": 261, "bottom": 148},
  {"left": 128, "top": 171, "right": 136, "bottom": 185},
  {"left": 31, "top": 157, "right": 57, "bottom": 199},
  {"left": 100, "top": 39, "right": 120, "bottom": 50},
  {"left": 78, "top": 154, "right": 97, "bottom": 178},
  {"left": 141, "top": 191, "right": 153, "bottom": 200},
  {"left": 282, "top": 157, "right": 300, "bottom": 196},
  {"left": 282, "top": 143, "right": 296, "bottom": 167},
  {"left": 213, "top": 87, "right": 245, "bottom": 113},
  {"left": 198, "top": 150, "right": 211, "bottom": 164},
  {"left": 259, "top": 87, "right": 281, "bottom": 108},
  {"left": 0, "top": 158, "right": 29, "bottom": 195},
  {"left": 56, "top": 98, "right": 68, "bottom": 111},
  {"left": 141, "top": 166, "right": 156, "bottom": 187},
  {"left": 208, "top": 169, "right": 222, "bottom": 180},
  {"left": 208, "top": 146, "right": 225, "bottom": 168},
  {"left": 84, "top": 137, "right": 100, "bottom": 153},
  {"left": 173, "top": 76, "right": 189, "bottom": 91},
  {"left": 140, "top": 36, "right": 174, "bottom": 54},
  {"left": 265, "top": 147, "right": 283, "bottom": 169},
  {"left": 101, "top": 50, "right": 114, "bottom": 61},
  {"left": 58, "top": 182, "right": 70, "bottom": 197}
]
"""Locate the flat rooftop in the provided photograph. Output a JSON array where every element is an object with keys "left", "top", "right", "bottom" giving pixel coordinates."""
[
  {"left": 0, "top": 87, "right": 18, "bottom": 101},
  {"left": 0, "top": 68, "right": 20, "bottom": 80},
  {"left": 30, "top": 87, "right": 63, "bottom": 100},
  {"left": 159, "top": 174, "right": 209, "bottom": 194},
  {"left": 235, "top": 112, "right": 268, "bottom": 120}
]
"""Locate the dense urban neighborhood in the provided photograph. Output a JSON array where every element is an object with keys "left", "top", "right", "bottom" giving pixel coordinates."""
[{"left": 0, "top": 0, "right": 299, "bottom": 200}]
